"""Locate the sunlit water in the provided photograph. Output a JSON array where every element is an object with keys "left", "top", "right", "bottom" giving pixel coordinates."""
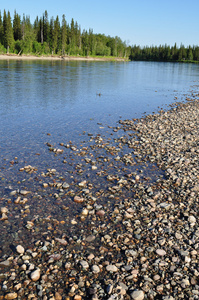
[
  {"left": 0, "top": 59, "right": 199, "bottom": 254},
  {"left": 0, "top": 60, "right": 198, "bottom": 161}
]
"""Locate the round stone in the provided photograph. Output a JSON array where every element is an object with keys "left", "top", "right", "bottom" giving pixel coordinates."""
[
  {"left": 91, "top": 265, "right": 100, "bottom": 274},
  {"left": 156, "top": 249, "right": 166, "bottom": 256},
  {"left": 131, "top": 290, "right": 144, "bottom": 300},
  {"left": 30, "top": 269, "right": 40, "bottom": 281},
  {"left": 16, "top": 245, "right": 25, "bottom": 254},
  {"left": 188, "top": 215, "right": 196, "bottom": 224}
]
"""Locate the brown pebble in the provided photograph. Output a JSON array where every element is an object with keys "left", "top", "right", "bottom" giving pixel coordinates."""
[
  {"left": 74, "top": 296, "right": 82, "bottom": 300},
  {"left": 74, "top": 196, "right": 84, "bottom": 203},
  {"left": 55, "top": 292, "right": 62, "bottom": 300},
  {"left": 4, "top": 293, "right": 18, "bottom": 300}
]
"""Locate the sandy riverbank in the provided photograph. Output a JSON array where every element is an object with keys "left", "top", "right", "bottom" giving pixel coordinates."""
[{"left": 0, "top": 54, "right": 127, "bottom": 61}]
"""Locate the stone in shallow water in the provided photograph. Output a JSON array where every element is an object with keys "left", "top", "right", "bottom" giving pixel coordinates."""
[
  {"left": 96, "top": 210, "right": 105, "bottom": 216},
  {"left": 0, "top": 260, "right": 11, "bottom": 267},
  {"left": 74, "top": 196, "right": 84, "bottom": 203},
  {"left": 79, "top": 180, "right": 87, "bottom": 187},
  {"left": 0, "top": 212, "right": 8, "bottom": 220},
  {"left": 16, "top": 245, "right": 25, "bottom": 254},
  {"left": 62, "top": 182, "right": 70, "bottom": 189},
  {"left": 81, "top": 208, "right": 88, "bottom": 216},
  {"left": 1, "top": 207, "right": 8, "bottom": 214},
  {"left": 86, "top": 235, "right": 95, "bottom": 242},
  {"left": 20, "top": 190, "right": 30, "bottom": 195}
]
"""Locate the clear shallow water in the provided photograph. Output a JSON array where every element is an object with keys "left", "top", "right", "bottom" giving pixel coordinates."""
[
  {"left": 0, "top": 59, "right": 199, "bottom": 254},
  {"left": 0, "top": 60, "right": 199, "bottom": 182}
]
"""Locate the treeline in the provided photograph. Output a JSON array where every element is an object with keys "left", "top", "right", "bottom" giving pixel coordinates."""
[
  {"left": 130, "top": 44, "right": 199, "bottom": 62},
  {"left": 0, "top": 10, "right": 130, "bottom": 57},
  {"left": 0, "top": 10, "right": 199, "bottom": 62}
]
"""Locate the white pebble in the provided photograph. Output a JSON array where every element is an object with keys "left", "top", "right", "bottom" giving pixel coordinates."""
[
  {"left": 131, "top": 290, "right": 144, "bottom": 300},
  {"left": 16, "top": 245, "right": 25, "bottom": 254},
  {"left": 30, "top": 269, "right": 40, "bottom": 281},
  {"left": 106, "top": 265, "right": 118, "bottom": 272},
  {"left": 80, "top": 260, "right": 89, "bottom": 269},
  {"left": 156, "top": 249, "right": 166, "bottom": 256},
  {"left": 91, "top": 265, "right": 100, "bottom": 274}
]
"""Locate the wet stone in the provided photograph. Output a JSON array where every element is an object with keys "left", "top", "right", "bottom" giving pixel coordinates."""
[
  {"left": 16, "top": 245, "right": 25, "bottom": 254},
  {"left": 0, "top": 260, "right": 11, "bottom": 267},
  {"left": 85, "top": 235, "right": 95, "bottom": 242}
]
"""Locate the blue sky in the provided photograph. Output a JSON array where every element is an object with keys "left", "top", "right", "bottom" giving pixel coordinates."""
[{"left": 1, "top": 0, "right": 199, "bottom": 47}]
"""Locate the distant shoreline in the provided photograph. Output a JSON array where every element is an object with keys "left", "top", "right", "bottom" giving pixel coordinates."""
[{"left": 0, "top": 54, "right": 127, "bottom": 62}]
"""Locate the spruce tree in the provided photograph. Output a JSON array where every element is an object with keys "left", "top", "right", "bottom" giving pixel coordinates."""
[
  {"left": 43, "top": 10, "right": 49, "bottom": 44},
  {"left": 61, "top": 14, "right": 67, "bottom": 55},
  {"left": 13, "top": 10, "right": 22, "bottom": 40},
  {"left": 3, "top": 10, "right": 14, "bottom": 52},
  {"left": 0, "top": 11, "right": 3, "bottom": 45},
  {"left": 52, "top": 16, "right": 60, "bottom": 53}
]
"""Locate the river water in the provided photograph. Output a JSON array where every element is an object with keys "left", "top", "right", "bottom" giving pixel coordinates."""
[
  {"left": 0, "top": 60, "right": 198, "bottom": 160},
  {"left": 0, "top": 59, "right": 199, "bottom": 255}
]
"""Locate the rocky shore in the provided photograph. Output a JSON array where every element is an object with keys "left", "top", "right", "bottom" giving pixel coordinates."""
[{"left": 0, "top": 92, "right": 199, "bottom": 299}]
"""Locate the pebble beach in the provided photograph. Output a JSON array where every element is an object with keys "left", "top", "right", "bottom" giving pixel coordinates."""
[{"left": 1, "top": 90, "right": 199, "bottom": 299}]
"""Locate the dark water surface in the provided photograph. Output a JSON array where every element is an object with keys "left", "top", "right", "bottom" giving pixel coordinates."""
[{"left": 0, "top": 60, "right": 199, "bottom": 254}]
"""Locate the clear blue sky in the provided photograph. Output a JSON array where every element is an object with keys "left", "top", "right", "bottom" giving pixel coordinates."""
[{"left": 1, "top": 0, "right": 199, "bottom": 47}]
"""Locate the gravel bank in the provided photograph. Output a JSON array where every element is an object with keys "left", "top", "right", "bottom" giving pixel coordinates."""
[{"left": 1, "top": 92, "right": 199, "bottom": 299}]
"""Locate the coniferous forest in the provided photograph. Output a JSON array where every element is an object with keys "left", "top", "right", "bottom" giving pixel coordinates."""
[{"left": 0, "top": 9, "right": 199, "bottom": 62}]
